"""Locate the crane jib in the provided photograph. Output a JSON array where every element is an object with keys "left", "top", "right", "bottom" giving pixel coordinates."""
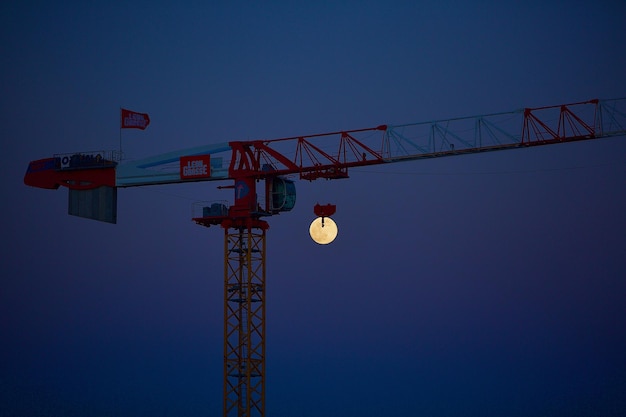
[{"left": 23, "top": 97, "right": 626, "bottom": 224}]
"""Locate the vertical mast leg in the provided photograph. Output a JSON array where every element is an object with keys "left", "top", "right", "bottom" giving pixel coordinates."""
[{"left": 224, "top": 225, "right": 266, "bottom": 417}]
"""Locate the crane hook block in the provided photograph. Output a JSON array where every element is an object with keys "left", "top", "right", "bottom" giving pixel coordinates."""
[{"left": 314, "top": 203, "right": 336, "bottom": 218}]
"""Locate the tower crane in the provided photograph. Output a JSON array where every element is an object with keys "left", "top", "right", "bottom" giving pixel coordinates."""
[{"left": 24, "top": 97, "right": 626, "bottom": 417}]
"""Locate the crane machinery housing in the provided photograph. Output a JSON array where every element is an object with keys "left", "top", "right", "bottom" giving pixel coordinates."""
[{"left": 24, "top": 97, "right": 626, "bottom": 417}]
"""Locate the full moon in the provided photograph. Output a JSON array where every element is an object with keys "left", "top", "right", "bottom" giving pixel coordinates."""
[{"left": 309, "top": 217, "right": 338, "bottom": 244}]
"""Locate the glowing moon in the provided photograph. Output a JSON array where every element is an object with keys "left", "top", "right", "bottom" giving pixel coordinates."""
[{"left": 309, "top": 217, "right": 338, "bottom": 244}]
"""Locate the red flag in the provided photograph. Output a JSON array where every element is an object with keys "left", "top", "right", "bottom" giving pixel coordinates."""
[{"left": 121, "top": 108, "right": 150, "bottom": 130}]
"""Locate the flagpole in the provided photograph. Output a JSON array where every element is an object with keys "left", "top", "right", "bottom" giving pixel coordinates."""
[
  {"left": 118, "top": 108, "right": 149, "bottom": 161},
  {"left": 119, "top": 107, "right": 123, "bottom": 161}
]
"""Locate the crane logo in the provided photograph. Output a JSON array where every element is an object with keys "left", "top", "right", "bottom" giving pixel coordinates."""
[
  {"left": 124, "top": 114, "right": 148, "bottom": 128},
  {"left": 121, "top": 109, "right": 150, "bottom": 130},
  {"left": 180, "top": 155, "right": 211, "bottom": 179}
]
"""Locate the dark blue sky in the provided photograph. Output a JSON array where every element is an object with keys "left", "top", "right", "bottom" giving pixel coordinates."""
[{"left": 2, "top": 2, "right": 626, "bottom": 416}]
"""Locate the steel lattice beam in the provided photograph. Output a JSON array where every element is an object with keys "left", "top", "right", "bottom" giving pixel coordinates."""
[{"left": 224, "top": 226, "right": 266, "bottom": 417}]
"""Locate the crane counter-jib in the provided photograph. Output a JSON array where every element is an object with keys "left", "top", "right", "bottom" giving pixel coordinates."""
[
  {"left": 115, "top": 142, "right": 232, "bottom": 187},
  {"left": 22, "top": 142, "right": 234, "bottom": 224},
  {"left": 22, "top": 142, "right": 234, "bottom": 190}
]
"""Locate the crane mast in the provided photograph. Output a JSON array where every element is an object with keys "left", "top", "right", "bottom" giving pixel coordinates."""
[
  {"left": 223, "top": 224, "right": 267, "bottom": 416},
  {"left": 23, "top": 97, "right": 626, "bottom": 417}
]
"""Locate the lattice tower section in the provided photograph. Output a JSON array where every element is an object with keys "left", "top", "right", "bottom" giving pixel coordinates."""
[{"left": 223, "top": 227, "right": 266, "bottom": 417}]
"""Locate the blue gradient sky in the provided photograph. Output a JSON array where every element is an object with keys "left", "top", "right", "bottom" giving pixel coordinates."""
[{"left": 2, "top": 2, "right": 626, "bottom": 416}]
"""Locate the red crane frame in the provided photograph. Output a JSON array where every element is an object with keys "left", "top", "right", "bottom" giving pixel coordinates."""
[{"left": 23, "top": 97, "right": 626, "bottom": 417}]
